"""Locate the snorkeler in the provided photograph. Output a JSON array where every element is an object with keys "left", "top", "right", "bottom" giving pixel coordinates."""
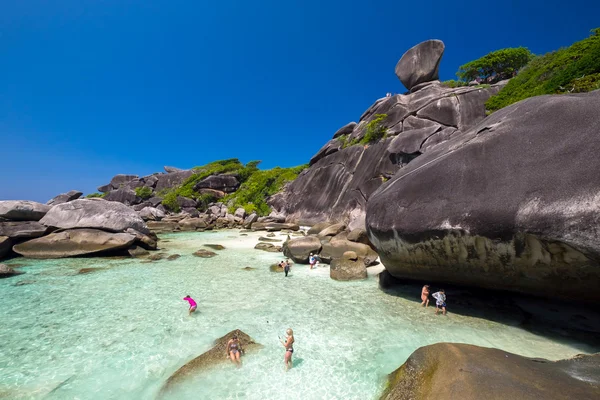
[
  {"left": 226, "top": 334, "right": 243, "bottom": 367},
  {"left": 279, "top": 328, "right": 295, "bottom": 371},
  {"left": 183, "top": 295, "right": 197, "bottom": 316}
]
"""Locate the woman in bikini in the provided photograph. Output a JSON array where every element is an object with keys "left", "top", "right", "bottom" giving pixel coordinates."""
[
  {"left": 420, "top": 285, "right": 430, "bottom": 307},
  {"left": 226, "top": 334, "right": 243, "bottom": 367},
  {"left": 280, "top": 328, "right": 295, "bottom": 371}
]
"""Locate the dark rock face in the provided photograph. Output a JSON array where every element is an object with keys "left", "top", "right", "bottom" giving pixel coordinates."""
[
  {"left": 332, "top": 122, "right": 357, "bottom": 139},
  {"left": 367, "top": 91, "right": 600, "bottom": 304},
  {"left": 154, "top": 170, "right": 194, "bottom": 192},
  {"left": 98, "top": 174, "right": 138, "bottom": 192},
  {"left": 138, "top": 207, "right": 166, "bottom": 221},
  {"left": 193, "top": 174, "right": 240, "bottom": 193},
  {"left": 159, "top": 330, "right": 262, "bottom": 396},
  {"left": 40, "top": 199, "right": 149, "bottom": 235},
  {"left": 283, "top": 236, "right": 322, "bottom": 263},
  {"left": 103, "top": 188, "right": 140, "bottom": 206},
  {"left": 176, "top": 196, "right": 197, "bottom": 209},
  {"left": 0, "top": 221, "right": 48, "bottom": 239},
  {"left": 46, "top": 190, "right": 83, "bottom": 206},
  {"left": 380, "top": 343, "right": 600, "bottom": 400},
  {"left": 395, "top": 40, "right": 445, "bottom": 91},
  {"left": 0, "top": 236, "right": 12, "bottom": 259},
  {"left": 0, "top": 201, "right": 51, "bottom": 221},
  {"left": 13, "top": 229, "right": 136, "bottom": 258}
]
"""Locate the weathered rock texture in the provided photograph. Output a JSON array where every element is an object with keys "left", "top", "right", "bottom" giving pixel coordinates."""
[
  {"left": 380, "top": 343, "right": 600, "bottom": 400},
  {"left": 367, "top": 91, "right": 600, "bottom": 304},
  {"left": 13, "top": 229, "right": 135, "bottom": 258},
  {"left": 395, "top": 40, "right": 445, "bottom": 91},
  {"left": 159, "top": 330, "right": 262, "bottom": 396},
  {"left": 0, "top": 221, "right": 48, "bottom": 239},
  {"left": 40, "top": 199, "right": 149, "bottom": 234},
  {"left": 0, "top": 201, "right": 51, "bottom": 221},
  {"left": 46, "top": 190, "right": 83, "bottom": 206}
]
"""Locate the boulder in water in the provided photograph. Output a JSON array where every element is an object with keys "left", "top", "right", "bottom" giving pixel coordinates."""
[
  {"left": 283, "top": 236, "right": 322, "bottom": 263},
  {"left": 330, "top": 256, "right": 367, "bottom": 281},
  {"left": 0, "top": 263, "right": 22, "bottom": 278},
  {"left": 193, "top": 249, "right": 217, "bottom": 258}
]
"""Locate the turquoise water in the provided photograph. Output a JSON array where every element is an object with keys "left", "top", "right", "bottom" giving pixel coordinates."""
[{"left": 0, "top": 230, "right": 595, "bottom": 400}]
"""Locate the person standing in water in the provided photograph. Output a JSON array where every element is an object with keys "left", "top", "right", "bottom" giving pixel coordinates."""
[
  {"left": 284, "top": 259, "right": 292, "bottom": 277},
  {"left": 432, "top": 289, "right": 447, "bottom": 315},
  {"left": 280, "top": 328, "right": 295, "bottom": 371},
  {"left": 226, "top": 334, "right": 243, "bottom": 367},
  {"left": 421, "top": 285, "right": 430, "bottom": 307},
  {"left": 183, "top": 295, "right": 197, "bottom": 316},
  {"left": 309, "top": 253, "right": 317, "bottom": 269}
]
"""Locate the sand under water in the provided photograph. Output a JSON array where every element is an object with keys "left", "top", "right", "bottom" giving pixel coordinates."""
[{"left": 1, "top": 230, "right": 597, "bottom": 399}]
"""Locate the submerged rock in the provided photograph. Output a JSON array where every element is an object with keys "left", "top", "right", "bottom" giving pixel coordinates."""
[
  {"left": 380, "top": 343, "right": 600, "bottom": 400},
  {"left": 204, "top": 244, "right": 225, "bottom": 250},
  {"left": 0, "top": 263, "right": 22, "bottom": 278},
  {"left": 254, "top": 243, "right": 282, "bottom": 253},
  {"left": 193, "top": 249, "right": 217, "bottom": 258},
  {"left": 0, "top": 200, "right": 51, "bottom": 221},
  {"left": 167, "top": 254, "right": 181, "bottom": 261},
  {"left": 128, "top": 246, "right": 150, "bottom": 258},
  {"left": 159, "top": 329, "right": 262, "bottom": 395},
  {"left": 367, "top": 91, "right": 600, "bottom": 304},
  {"left": 13, "top": 229, "right": 136, "bottom": 259}
]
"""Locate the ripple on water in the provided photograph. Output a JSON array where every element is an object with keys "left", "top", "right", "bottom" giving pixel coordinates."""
[{"left": 0, "top": 230, "right": 595, "bottom": 400}]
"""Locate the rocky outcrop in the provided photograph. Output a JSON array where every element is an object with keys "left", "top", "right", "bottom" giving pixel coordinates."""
[
  {"left": 40, "top": 199, "right": 149, "bottom": 235},
  {"left": 380, "top": 343, "right": 600, "bottom": 400},
  {"left": 0, "top": 236, "right": 12, "bottom": 259},
  {"left": 13, "top": 229, "right": 136, "bottom": 258},
  {"left": 0, "top": 263, "right": 21, "bottom": 278},
  {"left": 154, "top": 170, "right": 194, "bottom": 192},
  {"left": 138, "top": 207, "right": 166, "bottom": 221},
  {"left": 0, "top": 201, "right": 51, "bottom": 221},
  {"left": 367, "top": 91, "right": 600, "bottom": 304},
  {"left": 103, "top": 188, "right": 140, "bottom": 206},
  {"left": 330, "top": 251, "right": 367, "bottom": 281},
  {"left": 159, "top": 330, "right": 262, "bottom": 396},
  {"left": 98, "top": 174, "right": 138, "bottom": 192},
  {"left": 164, "top": 166, "right": 185, "bottom": 173},
  {"left": 320, "top": 238, "right": 378, "bottom": 265},
  {"left": 283, "top": 235, "right": 322, "bottom": 263},
  {"left": 395, "top": 40, "right": 445, "bottom": 91},
  {"left": 0, "top": 221, "right": 48, "bottom": 239},
  {"left": 46, "top": 190, "right": 83, "bottom": 206},
  {"left": 193, "top": 174, "right": 240, "bottom": 193}
]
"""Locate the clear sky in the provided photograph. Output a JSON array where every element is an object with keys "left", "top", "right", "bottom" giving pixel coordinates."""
[{"left": 1, "top": 0, "right": 598, "bottom": 202}]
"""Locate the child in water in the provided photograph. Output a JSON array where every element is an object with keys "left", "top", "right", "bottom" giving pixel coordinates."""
[
  {"left": 183, "top": 295, "right": 197, "bottom": 316},
  {"left": 432, "top": 289, "right": 447, "bottom": 315}
]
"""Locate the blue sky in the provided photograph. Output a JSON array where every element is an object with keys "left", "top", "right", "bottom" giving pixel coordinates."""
[{"left": 1, "top": 0, "right": 599, "bottom": 202}]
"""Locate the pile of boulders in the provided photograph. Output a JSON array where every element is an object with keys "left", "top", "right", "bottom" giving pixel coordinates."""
[
  {"left": 283, "top": 222, "right": 379, "bottom": 281},
  {"left": 0, "top": 198, "right": 156, "bottom": 262}
]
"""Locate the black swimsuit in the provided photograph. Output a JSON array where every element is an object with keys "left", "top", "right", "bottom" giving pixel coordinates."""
[{"left": 229, "top": 341, "right": 240, "bottom": 354}]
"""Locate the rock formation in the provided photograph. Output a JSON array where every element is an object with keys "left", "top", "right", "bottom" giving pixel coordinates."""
[
  {"left": 367, "top": 90, "right": 600, "bottom": 304},
  {"left": 270, "top": 40, "right": 505, "bottom": 230},
  {"left": 380, "top": 343, "right": 600, "bottom": 400},
  {"left": 46, "top": 190, "right": 83, "bottom": 206},
  {"left": 0, "top": 200, "right": 51, "bottom": 221}
]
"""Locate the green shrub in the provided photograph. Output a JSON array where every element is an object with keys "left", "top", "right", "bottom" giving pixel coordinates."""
[
  {"left": 457, "top": 47, "right": 534, "bottom": 83},
  {"left": 85, "top": 192, "right": 105, "bottom": 198},
  {"left": 442, "top": 80, "right": 469, "bottom": 88},
  {"left": 224, "top": 165, "right": 307, "bottom": 216},
  {"left": 135, "top": 186, "right": 153, "bottom": 200},
  {"left": 486, "top": 28, "right": 600, "bottom": 112},
  {"left": 360, "top": 114, "right": 388, "bottom": 144}
]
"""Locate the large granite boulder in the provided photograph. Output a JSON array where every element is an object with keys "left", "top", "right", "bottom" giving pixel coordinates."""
[
  {"left": 318, "top": 223, "right": 346, "bottom": 237},
  {"left": 330, "top": 254, "right": 368, "bottom": 281},
  {"left": 46, "top": 190, "right": 83, "bottom": 206},
  {"left": 179, "top": 217, "right": 209, "bottom": 231},
  {"left": 138, "top": 207, "right": 166, "bottom": 221},
  {"left": 395, "top": 40, "right": 445, "bottom": 91},
  {"left": 176, "top": 196, "right": 197, "bottom": 209},
  {"left": 159, "top": 330, "right": 262, "bottom": 395},
  {"left": 367, "top": 91, "right": 600, "bottom": 304},
  {"left": 193, "top": 174, "right": 240, "bottom": 193},
  {"left": 98, "top": 174, "right": 138, "bottom": 192},
  {"left": 40, "top": 199, "right": 149, "bottom": 234},
  {"left": 0, "top": 201, "right": 51, "bottom": 221},
  {"left": 0, "top": 236, "right": 12, "bottom": 259},
  {"left": 243, "top": 212, "right": 258, "bottom": 228},
  {"left": 380, "top": 343, "right": 600, "bottom": 400},
  {"left": 13, "top": 229, "right": 136, "bottom": 258},
  {"left": 320, "top": 238, "right": 379, "bottom": 265},
  {"left": 103, "top": 188, "right": 140, "bottom": 205},
  {"left": 283, "top": 235, "right": 322, "bottom": 263},
  {"left": 0, "top": 221, "right": 48, "bottom": 239},
  {"left": 154, "top": 170, "right": 194, "bottom": 192}
]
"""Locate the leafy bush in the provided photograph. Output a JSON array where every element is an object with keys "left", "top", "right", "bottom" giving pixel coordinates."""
[
  {"left": 486, "top": 28, "right": 600, "bottom": 112},
  {"left": 135, "top": 186, "right": 153, "bottom": 200},
  {"left": 85, "top": 192, "right": 105, "bottom": 198},
  {"left": 224, "top": 165, "right": 307, "bottom": 216},
  {"left": 442, "top": 80, "right": 469, "bottom": 88},
  {"left": 360, "top": 114, "right": 388, "bottom": 144},
  {"left": 457, "top": 47, "right": 533, "bottom": 83}
]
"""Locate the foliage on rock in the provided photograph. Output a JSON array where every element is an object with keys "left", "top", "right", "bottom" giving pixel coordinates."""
[
  {"left": 85, "top": 192, "right": 106, "bottom": 198},
  {"left": 360, "top": 114, "right": 388, "bottom": 144},
  {"left": 457, "top": 47, "right": 533, "bottom": 83},
  {"left": 486, "top": 28, "right": 600, "bottom": 112},
  {"left": 224, "top": 165, "right": 307, "bottom": 216},
  {"left": 135, "top": 186, "right": 153, "bottom": 200}
]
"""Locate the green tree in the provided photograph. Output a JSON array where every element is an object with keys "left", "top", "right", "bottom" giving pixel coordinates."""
[{"left": 457, "top": 47, "right": 534, "bottom": 83}]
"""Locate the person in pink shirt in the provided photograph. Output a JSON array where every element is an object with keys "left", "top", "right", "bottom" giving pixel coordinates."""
[{"left": 183, "top": 295, "right": 197, "bottom": 316}]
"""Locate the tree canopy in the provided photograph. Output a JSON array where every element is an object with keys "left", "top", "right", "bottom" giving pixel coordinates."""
[{"left": 457, "top": 47, "right": 534, "bottom": 83}]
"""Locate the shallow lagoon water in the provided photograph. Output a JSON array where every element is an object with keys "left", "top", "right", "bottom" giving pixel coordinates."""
[{"left": 0, "top": 230, "right": 596, "bottom": 399}]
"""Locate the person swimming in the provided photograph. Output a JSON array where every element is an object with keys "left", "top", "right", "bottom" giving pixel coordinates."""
[
  {"left": 183, "top": 295, "right": 197, "bottom": 316},
  {"left": 421, "top": 285, "right": 430, "bottom": 307},
  {"left": 226, "top": 334, "right": 243, "bottom": 367},
  {"left": 280, "top": 328, "right": 295, "bottom": 371}
]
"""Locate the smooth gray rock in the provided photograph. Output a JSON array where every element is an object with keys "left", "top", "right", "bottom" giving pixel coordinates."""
[
  {"left": 110, "top": 174, "right": 138, "bottom": 189},
  {"left": 367, "top": 91, "right": 600, "bottom": 304},
  {"left": 320, "top": 238, "right": 378, "bottom": 265},
  {"left": 395, "top": 40, "right": 445, "bottom": 90},
  {"left": 307, "top": 222, "right": 334, "bottom": 235},
  {"left": 164, "top": 166, "right": 185, "bottom": 173},
  {"left": 148, "top": 196, "right": 163, "bottom": 207},
  {"left": 103, "top": 188, "right": 140, "bottom": 205},
  {"left": 176, "top": 196, "right": 197, "bottom": 209},
  {"left": 310, "top": 139, "right": 343, "bottom": 166},
  {"left": 179, "top": 217, "right": 209, "bottom": 231},
  {"left": 283, "top": 235, "right": 322, "bottom": 263},
  {"left": 330, "top": 256, "right": 367, "bottom": 281},
  {"left": 133, "top": 202, "right": 152, "bottom": 211},
  {"left": 332, "top": 122, "right": 357, "bottom": 139},
  {"left": 40, "top": 199, "right": 149, "bottom": 234},
  {"left": 193, "top": 174, "right": 240, "bottom": 193},
  {"left": 138, "top": 207, "right": 166, "bottom": 221},
  {"left": 0, "top": 201, "right": 51, "bottom": 221},
  {"left": 243, "top": 213, "right": 258, "bottom": 228},
  {"left": 143, "top": 175, "right": 159, "bottom": 189},
  {"left": 318, "top": 223, "right": 346, "bottom": 237},
  {"left": 234, "top": 207, "right": 246, "bottom": 219},
  {"left": 416, "top": 96, "right": 459, "bottom": 127},
  {"left": 154, "top": 170, "right": 194, "bottom": 192},
  {"left": 46, "top": 190, "right": 83, "bottom": 206},
  {"left": 0, "top": 221, "right": 48, "bottom": 239},
  {"left": 13, "top": 229, "right": 136, "bottom": 259}
]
